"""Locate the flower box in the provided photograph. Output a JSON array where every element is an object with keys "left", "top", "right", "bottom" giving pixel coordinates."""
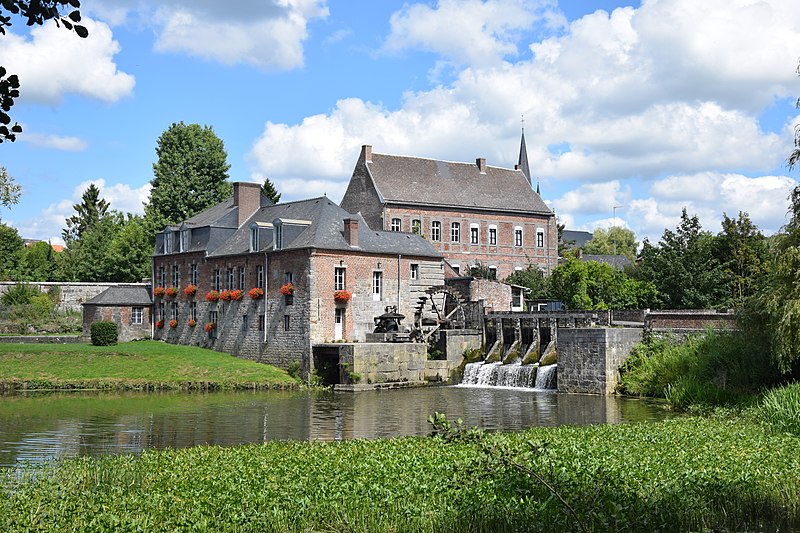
[
  {"left": 220, "top": 290, "right": 232, "bottom": 302},
  {"left": 165, "top": 287, "right": 179, "bottom": 298},
  {"left": 204, "top": 322, "right": 216, "bottom": 333},
  {"left": 248, "top": 287, "right": 264, "bottom": 299},
  {"left": 279, "top": 283, "right": 294, "bottom": 296},
  {"left": 188, "top": 319, "right": 197, "bottom": 328},
  {"left": 155, "top": 319, "right": 164, "bottom": 329},
  {"left": 153, "top": 287, "right": 166, "bottom": 298},
  {"left": 205, "top": 290, "right": 220, "bottom": 302},
  {"left": 169, "top": 319, "right": 178, "bottom": 328},
  {"left": 334, "top": 290, "right": 352, "bottom": 303},
  {"left": 230, "top": 289, "right": 243, "bottom": 301},
  {"left": 183, "top": 284, "right": 197, "bottom": 297}
]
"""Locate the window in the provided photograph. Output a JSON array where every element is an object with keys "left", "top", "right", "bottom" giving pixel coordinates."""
[
  {"left": 284, "top": 272, "right": 294, "bottom": 284},
  {"left": 256, "top": 265, "right": 264, "bottom": 289},
  {"left": 180, "top": 229, "right": 189, "bottom": 253},
  {"left": 190, "top": 301, "right": 197, "bottom": 322},
  {"left": 537, "top": 230, "right": 544, "bottom": 248},
  {"left": 170, "top": 302, "right": 178, "bottom": 321},
  {"left": 226, "top": 268, "right": 235, "bottom": 290},
  {"left": 157, "top": 266, "right": 166, "bottom": 287},
  {"left": 411, "top": 219, "right": 421, "bottom": 234},
  {"left": 334, "top": 267, "right": 346, "bottom": 291},
  {"left": 172, "top": 265, "right": 179, "bottom": 287},
  {"left": 489, "top": 266, "right": 498, "bottom": 280},
  {"left": 209, "top": 310, "right": 218, "bottom": 338},
  {"left": 213, "top": 269, "right": 221, "bottom": 291},
  {"left": 131, "top": 307, "right": 143, "bottom": 325},
  {"left": 451, "top": 222, "right": 460, "bottom": 242},
  {"left": 390, "top": 218, "right": 401, "bottom": 232},
  {"left": 241, "top": 314, "right": 249, "bottom": 332},
  {"left": 258, "top": 315, "right": 265, "bottom": 332},
  {"left": 158, "top": 302, "right": 165, "bottom": 321},
  {"left": 452, "top": 265, "right": 460, "bottom": 275},
  {"left": 239, "top": 268, "right": 245, "bottom": 290},
  {"left": 410, "top": 263, "right": 418, "bottom": 280},
  {"left": 372, "top": 271, "right": 383, "bottom": 301},
  {"left": 489, "top": 226, "right": 497, "bottom": 246},
  {"left": 470, "top": 224, "right": 479, "bottom": 245},
  {"left": 514, "top": 227, "right": 523, "bottom": 247},
  {"left": 164, "top": 232, "right": 173, "bottom": 253},
  {"left": 190, "top": 264, "right": 198, "bottom": 286},
  {"left": 250, "top": 226, "right": 258, "bottom": 252},
  {"left": 431, "top": 221, "right": 441, "bottom": 241},
  {"left": 283, "top": 315, "right": 290, "bottom": 332},
  {"left": 275, "top": 225, "right": 283, "bottom": 250}
]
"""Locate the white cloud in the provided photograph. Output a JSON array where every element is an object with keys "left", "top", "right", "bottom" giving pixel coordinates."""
[
  {"left": 0, "top": 18, "right": 134, "bottom": 104},
  {"left": 21, "top": 132, "right": 88, "bottom": 151},
  {"left": 551, "top": 180, "right": 627, "bottom": 215}
]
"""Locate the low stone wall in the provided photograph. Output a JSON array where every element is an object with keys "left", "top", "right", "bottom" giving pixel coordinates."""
[
  {"left": 0, "top": 335, "right": 83, "bottom": 344},
  {"left": 336, "top": 342, "right": 428, "bottom": 385},
  {"left": 0, "top": 282, "right": 149, "bottom": 313},
  {"left": 558, "top": 327, "right": 643, "bottom": 395},
  {"left": 645, "top": 309, "right": 736, "bottom": 334},
  {"left": 424, "top": 360, "right": 450, "bottom": 382}
]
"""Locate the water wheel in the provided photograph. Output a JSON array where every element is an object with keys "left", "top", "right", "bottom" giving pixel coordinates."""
[{"left": 411, "top": 286, "right": 466, "bottom": 342}]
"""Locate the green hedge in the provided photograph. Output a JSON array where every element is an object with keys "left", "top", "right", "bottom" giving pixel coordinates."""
[{"left": 90, "top": 321, "right": 118, "bottom": 346}]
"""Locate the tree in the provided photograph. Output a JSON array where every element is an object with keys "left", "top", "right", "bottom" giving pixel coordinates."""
[
  {"left": 105, "top": 214, "right": 151, "bottom": 282},
  {"left": 582, "top": 227, "right": 638, "bottom": 259},
  {"left": 0, "top": 222, "right": 23, "bottom": 279},
  {"left": 145, "top": 122, "right": 232, "bottom": 233},
  {"left": 58, "top": 212, "right": 124, "bottom": 282},
  {"left": 16, "top": 240, "right": 56, "bottom": 281},
  {"left": 717, "top": 211, "right": 769, "bottom": 307},
  {"left": 62, "top": 183, "right": 109, "bottom": 242},
  {"left": 0, "top": 166, "right": 20, "bottom": 208},
  {"left": 0, "top": 1, "right": 88, "bottom": 142},
  {"left": 261, "top": 177, "right": 281, "bottom": 204},
  {"left": 504, "top": 265, "right": 550, "bottom": 299}
]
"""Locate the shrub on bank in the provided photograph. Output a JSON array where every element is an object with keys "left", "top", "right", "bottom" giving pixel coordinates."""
[{"left": 90, "top": 321, "right": 118, "bottom": 346}]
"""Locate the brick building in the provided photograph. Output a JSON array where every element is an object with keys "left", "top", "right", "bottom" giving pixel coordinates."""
[
  {"left": 82, "top": 285, "right": 152, "bottom": 342},
  {"left": 339, "top": 140, "right": 558, "bottom": 280},
  {"left": 151, "top": 182, "right": 442, "bottom": 372}
]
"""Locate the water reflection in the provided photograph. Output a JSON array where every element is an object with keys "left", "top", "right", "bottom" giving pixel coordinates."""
[{"left": 0, "top": 388, "right": 669, "bottom": 467}]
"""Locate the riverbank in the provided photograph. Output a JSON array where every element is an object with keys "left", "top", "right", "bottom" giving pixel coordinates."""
[
  {"left": 1, "top": 414, "right": 798, "bottom": 532},
  {"left": 0, "top": 341, "right": 297, "bottom": 391}
]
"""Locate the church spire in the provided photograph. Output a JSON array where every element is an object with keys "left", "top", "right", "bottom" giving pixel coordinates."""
[{"left": 518, "top": 117, "right": 532, "bottom": 187}]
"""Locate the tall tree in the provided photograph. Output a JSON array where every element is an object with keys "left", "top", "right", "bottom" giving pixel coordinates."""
[
  {"left": 717, "top": 212, "right": 769, "bottom": 307},
  {"left": 0, "top": 166, "right": 21, "bottom": 209},
  {"left": 106, "top": 214, "right": 152, "bottom": 282},
  {"left": 15, "top": 240, "right": 56, "bottom": 281},
  {"left": 261, "top": 177, "right": 281, "bottom": 204},
  {"left": 0, "top": 1, "right": 88, "bottom": 142},
  {"left": 504, "top": 265, "right": 550, "bottom": 299},
  {"left": 582, "top": 227, "right": 638, "bottom": 259},
  {"left": 145, "top": 122, "right": 232, "bottom": 233},
  {"left": 62, "top": 183, "right": 109, "bottom": 242},
  {"left": 0, "top": 223, "right": 23, "bottom": 280}
]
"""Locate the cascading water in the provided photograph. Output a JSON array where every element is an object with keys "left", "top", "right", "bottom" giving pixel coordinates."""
[
  {"left": 534, "top": 364, "right": 557, "bottom": 390},
  {"left": 460, "top": 361, "right": 553, "bottom": 389}
]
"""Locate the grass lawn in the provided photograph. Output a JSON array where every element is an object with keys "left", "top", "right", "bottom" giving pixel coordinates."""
[{"left": 0, "top": 341, "right": 297, "bottom": 390}]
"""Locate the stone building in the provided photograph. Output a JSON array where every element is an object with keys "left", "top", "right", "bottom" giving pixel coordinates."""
[
  {"left": 151, "top": 182, "right": 443, "bottom": 372},
  {"left": 339, "top": 139, "right": 558, "bottom": 280},
  {"left": 81, "top": 285, "right": 152, "bottom": 342}
]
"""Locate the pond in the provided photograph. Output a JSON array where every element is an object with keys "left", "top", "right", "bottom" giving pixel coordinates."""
[{"left": 0, "top": 386, "right": 670, "bottom": 467}]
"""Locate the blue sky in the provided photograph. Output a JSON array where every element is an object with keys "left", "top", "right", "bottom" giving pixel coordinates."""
[{"left": 1, "top": 0, "right": 799, "bottom": 246}]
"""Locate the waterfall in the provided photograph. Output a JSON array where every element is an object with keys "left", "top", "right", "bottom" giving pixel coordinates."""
[
  {"left": 534, "top": 364, "right": 557, "bottom": 390},
  {"left": 460, "top": 362, "right": 547, "bottom": 389}
]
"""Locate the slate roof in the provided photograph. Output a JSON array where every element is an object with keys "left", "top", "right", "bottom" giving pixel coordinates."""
[
  {"left": 580, "top": 254, "right": 633, "bottom": 270},
  {"left": 82, "top": 286, "right": 152, "bottom": 306},
  {"left": 207, "top": 197, "right": 441, "bottom": 259},
  {"left": 562, "top": 230, "right": 593, "bottom": 249},
  {"left": 365, "top": 153, "right": 552, "bottom": 215}
]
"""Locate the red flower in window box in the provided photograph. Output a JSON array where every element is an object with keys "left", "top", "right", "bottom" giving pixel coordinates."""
[
  {"left": 165, "top": 287, "right": 179, "bottom": 298},
  {"left": 220, "top": 290, "right": 232, "bottom": 301},
  {"left": 248, "top": 287, "right": 264, "bottom": 299},
  {"left": 205, "top": 290, "right": 220, "bottom": 302},
  {"left": 279, "top": 283, "right": 294, "bottom": 296},
  {"left": 230, "top": 289, "right": 244, "bottom": 301},
  {"left": 183, "top": 284, "right": 197, "bottom": 297},
  {"left": 204, "top": 322, "right": 216, "bottom": 333},
  {"left": 153, "top": 287, "right": 166, "bottom": 298},
  {"left": 169, "top": 319, "right": 178, "bottom": 328},
  {"left": 188, "top": 319, "right": 197, "bottom": 328},
  {"left": 155, "top": 319, "right": 164, "bottom": 329},
  {"left": 334, "top": 290, "right": 352, "bottom": 303}
]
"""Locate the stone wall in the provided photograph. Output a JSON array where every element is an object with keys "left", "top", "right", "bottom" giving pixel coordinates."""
[
  {"left": 337, "top": 342, "right": 428, "bottom": 385},
  {"left": 83, "top": 304, "right": 152, "bottom": 343},
  {"left": 558, "top": 327, "right": 643, "bottom": 395},
  {"left": 645, "top": 310, "right": 736, "bottom": 336},
  {"left": 0, "top": 282, "right": 149, "bottom": 313}
]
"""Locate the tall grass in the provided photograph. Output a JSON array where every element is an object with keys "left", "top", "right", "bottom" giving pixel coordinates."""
[{"left": 755, "top": 382, "right": 800, "bottom": 436}]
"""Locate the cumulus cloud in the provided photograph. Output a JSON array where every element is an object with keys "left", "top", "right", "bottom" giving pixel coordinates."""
[
  {"left": 21, "top": 133, "right": 88, "bottom": 151},
  {"left": 551, "top": 180, "right": 627, "bottom": 215},
  {"left": 0, "top": 18, "right": 134, "bottom": 104}
]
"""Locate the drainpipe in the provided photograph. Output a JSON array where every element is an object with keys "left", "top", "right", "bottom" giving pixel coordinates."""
[
  {"left": 263, "top": 252, "right": 269, "bottom": 344},
  {"left": 150, "top": 255, "right": 155, "bottom": 339},
  {"left": 397, "top": 254, "right": 402, "bottom": 312}
]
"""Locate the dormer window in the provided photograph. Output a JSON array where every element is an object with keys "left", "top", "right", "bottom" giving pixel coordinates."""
[
  {"left": 164, "top": 231, "right": 174, "bottom": 254},
  {"left": 250, "top": 225, "right": 259, "bottom": 252},
  {"left": 275, "top": 223, "right": 283, "bottom": 250},
  {"left": 179, "top": 229, "right": 189, "bottom": 253}
]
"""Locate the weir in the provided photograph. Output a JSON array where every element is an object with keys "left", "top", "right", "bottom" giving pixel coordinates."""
[{"left": 460, "top": 361, "right": 557, "bottom": 390}]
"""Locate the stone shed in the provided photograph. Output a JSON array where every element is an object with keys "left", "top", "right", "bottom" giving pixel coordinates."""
[{"left": 82, "top": 285, "right": 152, "bottom": 342}]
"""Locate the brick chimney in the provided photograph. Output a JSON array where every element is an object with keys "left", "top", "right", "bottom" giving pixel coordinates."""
[
  {"left": 233, "top": 182, "right": 262, "bottom": 226},
  {"left": 476, "top": 157, "right": 486, "bottom": 173},
  {"left": 343, "top": 218, "right": 359, "bottom": 247},
  {"left": 362, "top": 144, "right": 372, "bottom": 163},
  {"left": 514, "top": 164, "right": 521, "bottom": 171}
]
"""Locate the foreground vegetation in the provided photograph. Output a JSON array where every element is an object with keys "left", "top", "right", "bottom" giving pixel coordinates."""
[
  {"left": 1, "top": 414, "right": 797, "bottom": 532},
  {"left": 0, "top": 341, "right": 297, "bottom": 391}
]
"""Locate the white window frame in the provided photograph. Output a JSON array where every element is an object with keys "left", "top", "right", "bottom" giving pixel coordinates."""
[
  {"left": 190, "top": 264, "right": 198, "bottom": 286},
  {"left": 489, "top": 266, "right": 498, "bottom": 280},
  {"left": 537, "top": 229, "right": 545, "bottom": 248},
  {"left": 250, "top": 226, "right": 259, "bottom": 252},
  {"left": 452, "top": 264, "right": 460, "bottom": 275},
  {"left": 190, "top": 301, "right": 197, "bottom": 322},
  {"left": 239, "top": 267, "right": 245, "bottom": 290},
  {"left": 213, "top": 269, "right": 221, "bottom": 291},
  {"left": 470, "top": 224, "right": 479, "bottom": 245},
  {"left": 489, "top": 225, "right": 497, "bottom": 246},
  {"left": 180, "top": 229, "right": 189, "bottom": 253},
  {"left": 334, "top": 267, "right": 346, "bottom": 291},
  {"left": 226, "top": 268, "right": 235, "bottom": 290},
  {"left": 256, "top": 265, "right": 264, "bottom": 289},
  {"left": 431, "top": 221, "right": 441, "bottom": 241},
  {"left": 164, "top": 232, "right": 173, "bottom": 254},
  {"left": 411, "top": 219, "right": 421, "bottom": 235},
  {"left": 172, "top": 265, "right": 180, "bottom": 287},
  {"left": 170, "top": 302, "right": 178, "bottom": 321},
  {"left": 372, "top": 271, "right": 383, "bottom": 301},
  {"left": 451, "top": 222, "right": 460, "bottom": 243},
  {"left": 390, "top": 218, "right": 401, "bottom": 232},
  {"left": 514, "top": 226, "right": 523, "bottom": 247},
  {"left": 410, "top": 263, "right": 419, "bottom": 280},
  {"left": 131, "top": 307, "right": 143, "bottom": 325}
]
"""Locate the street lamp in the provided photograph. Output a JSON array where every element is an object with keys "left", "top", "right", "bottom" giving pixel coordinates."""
[{"left": 612, "top": 205, "right": 623, "bottom": 257}]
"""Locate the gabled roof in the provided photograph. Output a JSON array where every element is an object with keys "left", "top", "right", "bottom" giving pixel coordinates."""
[
  {"left": 365, "top": 152, "right": 552, "bottom": 215},
  {"left": 562, "top": 230, "right": 593, "bottom": 249},
  {"left": 83, "top": 286, "right": 152, "bottom": 306}
]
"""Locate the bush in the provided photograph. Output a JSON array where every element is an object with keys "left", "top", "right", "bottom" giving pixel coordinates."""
[
  {"left": 756, "top": 382, "right": 800, "bottom": 436},
  {"left": 90, "top": 321, "right": 118, "bottom": 346},
  {"left": 1, "top": 283, "right": 40, "bottom": 306},
  {"left": 664, "top": 377, "right": 738, "bottom": 411}
]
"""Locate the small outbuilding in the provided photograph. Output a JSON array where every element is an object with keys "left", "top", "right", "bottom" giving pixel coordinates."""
[{"left": 82, "top": 284, "right": 152, "bottom": 342}]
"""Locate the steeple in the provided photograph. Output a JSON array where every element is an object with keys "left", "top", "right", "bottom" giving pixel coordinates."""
[{"left": 518, "top": 120, "right": 532, "bottom": 187}]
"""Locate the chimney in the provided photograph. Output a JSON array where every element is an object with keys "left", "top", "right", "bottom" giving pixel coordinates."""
[
  {"left": 343, "top": 218, "right": 359, "bottom": 247},
  {"left": 476, "top": 157, "right": 486, "bottom": 173},
  {"left": 514, "top": 164, "right": 521, "bottom": 171},
  {"left": 362, "top": 144, "right": 372, "bottom": 163},
  {"left": 233, "top": 182, "right": 262, "bottom": 226}
]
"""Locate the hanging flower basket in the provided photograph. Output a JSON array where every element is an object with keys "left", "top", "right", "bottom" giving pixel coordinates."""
[
  {"left": 169, "top": 319, "right": 178, "bottom": 329},
  {"left": 230, "top": 289, "right": 244, "bottom": 301},
  {"left": 220, "top": 290, "right": 232, "bottom": 302},
  {"left": 183, "top": 284, "right": 197, "bottom": 297},
  {"left": 188, "top": 319, "right": 197, "bottom": 328},
  {"left": 279, "top": 283, "right": 294, "bottom": 296},
  {"left": 153, "top": 287, "right": 166, "bottom": 298},
  {"left": 155, "top": 319, "right": 164, "bottom": 329},
  {"left": 204, "top": 322, "right": 216, "bottom": 333},
  {"left": 205, "top": 290, "right": 220, "bottom": 302},
  {"left": 248, "top": 287, "right": 264, "bottom": 300},
  {"left": 165, "top": 287, "right": 179, "bottom": 298},
  {"left": 334, "top": 290, "right": 352, "bottom": 303}
]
